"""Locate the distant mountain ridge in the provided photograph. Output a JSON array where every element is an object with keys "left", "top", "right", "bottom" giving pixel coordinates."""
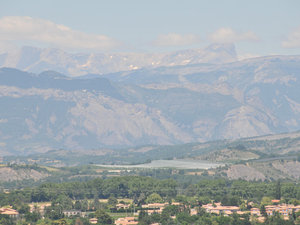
[
  {"left": 1, "top": 51, "right": 300, "bottom": 155},
  {"left": 0, "top": 44, "right": 237, "bottom": 76}
]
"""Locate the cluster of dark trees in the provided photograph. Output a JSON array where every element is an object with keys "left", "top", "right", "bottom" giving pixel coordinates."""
[
  {"left": 184, "top": 179, "right": 300, "bottom": 204},
  {"left": 0, "top": 176, "right": 176, "bottom": 207},
  {"left": 1, "top": 177, "right": 300, "bottom": 207}
]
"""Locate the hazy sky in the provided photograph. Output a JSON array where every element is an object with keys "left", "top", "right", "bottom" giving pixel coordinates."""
[{"left": 0, "top": 0, "right": 300, "bottom": 58}]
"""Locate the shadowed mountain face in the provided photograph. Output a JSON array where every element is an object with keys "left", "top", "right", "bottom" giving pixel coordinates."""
[{"left": 0, "top": 54, "right": 300, "bottom": 155}]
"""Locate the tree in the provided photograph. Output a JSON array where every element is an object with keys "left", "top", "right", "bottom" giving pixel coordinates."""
[
  {"left": 137, "top": 193, "right": 146, "bottom": 206},
  {"left": 74, "top": 218, "right": 90, "bottom": 225},
  {"left": 52, "top": 194, "right": 73, "bottom": 210},
  {"left": 108, "top": 196, "right": 118, "bottom": 206},
  {"left": 17, "top": 204, "right": 30, "bottom": 214},
  {"left": 221, "top": 195, "right": 240, "bottom": 206},
  {"left": 138, "top": 210, "right": 148, "bottom": 222},
  {"left": 176, "top": 211, "right": 198, "bottom": 224},
  {"left": 44, "top": 205, "right": 64, "bottom": 220},
  {"left": 0, "top": 215, "right": 14, "bottom": 225},
  {"left": 74, "top": 200, "right": 82, "bottom": 210},
  {"left": 260, "top": 205, "right": 267, "bottom": 218},
  {"left": 261, "top": 197, "right": 272, "bottom": 206},
  {"left": 25, "top": 211, "right": 41, "bottom": 223},
  {"left": 91, "top": 196, "right": 101, "bottom": 210},
  {"left": 81, "top": 199, "right": 89, "bottom": 212},
  {"left": 145, "top": 193, "right": 163, "bottom": 203},
  {"left": 51, "top": 218, "right": 68, "bottom": 225},
  {"left": 74, "top": 218, "right": 84, "bottom": 225},
  {"left": 215, "top": 215, "right": 232, "bottom": 225},
  {"left": 95, "top": 209, "right": 114, "bottom": 224},
  {"left": 162, "top": 205, "right": 180, "bottom": 216},
  {"left": 275, "top": 180, "right": 281, "bottom": 200}
]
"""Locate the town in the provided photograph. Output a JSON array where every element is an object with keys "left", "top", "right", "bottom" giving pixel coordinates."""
[
  {"left": 1, "top": 195, "right": 300, "bottom": 224},
  {"left": 1, "top": 176, "right": 300, "bottom": 224}
]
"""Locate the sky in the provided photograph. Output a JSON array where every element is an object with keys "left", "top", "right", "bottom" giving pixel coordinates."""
[{"left": 0, "top": 0, "right": 300, "bottom": 58}]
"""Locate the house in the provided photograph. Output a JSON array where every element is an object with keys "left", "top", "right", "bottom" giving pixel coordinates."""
[
  {"left": 138, "top": 208, "right": 163, "bottom": 215},
  {"left": 250, "top": 208, "right": 261, "bottom": 216},
  {"left": 0, "top": 207, "right": 19, "bottom": 218},
  {"left": 190, "top": 208, "right": 197, "bottom": 216},
  {"left": 142, "top": 203, "right": 166, "bottom": 209},
  {"left": 141, "top": 203, "right": 167, "bottom": 215},
  {"left": 271, "top": 199, "right": 280, "bottom": 204},
  {"left": 265, "top": 204, "right": 299, "bottom": 216},
  {"left": 116, "top": 203, "right": 131, "bottom": 210},
  {"left": 63, "top": 209, "right": 82, "bottom": 217},
  {"left": 171, "top": 202, "right": 181, "bottom": 206},
  {"left": 115, "top": 216, "right": 138, "bottom": 225},
  {"left": 224, "top": 210, "right": 233, "bottom": 215},
  {"left": 89, "top": 218, "right": 98, "bottom": 224},
  {"left": 295, "top": 205, "right": 300, "bottom": 212},
  {"left": 250, "top": 204, "right": 300, "bottom": 218},
  {"left": 29, "top": 202, "right": 51, "bottom": 215},
  {"left": 202, "top": 203, "right": 239, "bottom": 215},
  {"left": 257, "top": 217, "right": 265, "bottom": 223}
]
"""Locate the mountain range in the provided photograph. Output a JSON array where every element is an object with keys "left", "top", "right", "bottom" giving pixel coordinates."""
[
  {"left": 0, "top": 44, "right": 300, "bottom": 155},
  {"left": 0, "top": 44, "right": 237, "bottom": 76}
]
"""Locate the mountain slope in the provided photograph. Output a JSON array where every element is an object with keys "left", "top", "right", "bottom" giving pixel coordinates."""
[
  {"left": 0, "top": 54, "right": 300, "bottom": 154},
  {"left": 0, "top": 68, "right": 193, "bottom": 154}
]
